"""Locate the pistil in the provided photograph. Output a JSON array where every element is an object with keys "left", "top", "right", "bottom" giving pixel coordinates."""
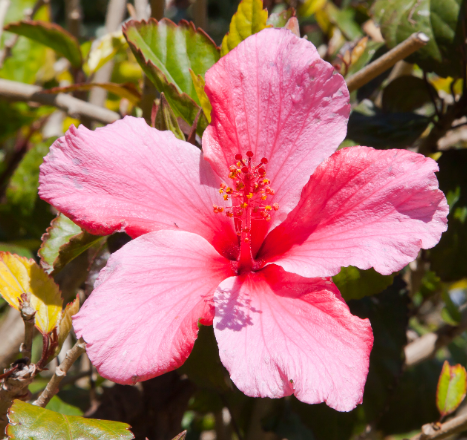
[{"left": 213, "top": 151, "right": 279, "bottom": 273}]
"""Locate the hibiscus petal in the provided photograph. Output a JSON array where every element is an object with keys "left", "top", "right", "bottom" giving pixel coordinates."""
[
  {"left": 214, "top": 265, "right": 373, "bottom": 411},
  {"left": 203, "top": 28, "right": 350, "bottom": 227},
  {"left": 73, "top": 230, "right": 233, "bottom": 385},
  {"left": 39, "top": 116, "right": 238, "bottom": 258},
  {"left": 259, "top": 147, "right": 449, "bottom": 277}
]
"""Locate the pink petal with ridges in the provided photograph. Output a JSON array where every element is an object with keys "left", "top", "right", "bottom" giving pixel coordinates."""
[
  {"left": 203, "top": 28, "right": 350, "bottom": 228},
  {"left": 39, "top": 116, "right": 238, "bottom": 259},
  {"left": 260, "top": 147, "right": 448, "bottom": 277},
  {"left": 214, "top": 265, "right": 373, "bottom": 411},
  {"left": 73, "top": 230, "right": 233, "bottom": 385}
]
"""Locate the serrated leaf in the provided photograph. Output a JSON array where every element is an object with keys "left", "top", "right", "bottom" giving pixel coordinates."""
[
  {"left": 437, "top": 361, "right": 467, "bottom": 417},
  {"left": 86, "top": 30, "right": 127, "bottom": 74},
  {"left": 382, "top": 76, "right": 437, "bottom": 112},
  {"left": 4, "top": 20, "right": 82, "bottom": 68},
  {"left": 333, "top": 266, "right": 394, "bottom": 301},
  {"left": 0, "top": 253, "right": 62, "bottom": 334},
  {"left": 39, "top": 214, "right": 104, "bottom": 275},
  {"left": 267, "top": 8, "right": 296, "bottom": 27},
  {"left": 373, "top": 0, "right": 464, "bottom": 77},
  {"left": 123, "top": 18, "right": 218, "bottom": 134},
  {"left": 6, "top": 400, "right": 134, "bottom": 439},
  {"left": 221, "top": 0, "right": 270, "bottom": 56},
  {"left": 44, "top": 82, "right": 141, "bottom": 105},
  {"left": 189, "top": 69, "right": 212, "bottom": 123},
  {"left": 155, "top": 93, "right": 185, "bottom": 140}
]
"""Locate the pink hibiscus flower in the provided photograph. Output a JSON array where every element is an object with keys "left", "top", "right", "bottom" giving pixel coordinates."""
[{"left": 39, "top": 28, "right": 448, "bottom": 411}]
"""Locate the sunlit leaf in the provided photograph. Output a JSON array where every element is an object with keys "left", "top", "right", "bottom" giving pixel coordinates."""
[
  {"left": 6, "top": 400, "right": 134, "bottom": 439},
  {"left": 325, "top": 3, "right": 363, "bottom": 41},
  {"left": 298, "top": 0, "right": 327, "bottom": 18},
  {"left": 4, "top": 20, "right": 82, "bottom": 68},
  {"left": 220, "top": 0, "right": 270, "bottom": 56},
  {"left": 333, "top": 266, "right": 394, "bottom": 301},
  {"left": 0, "top": 253, "right": 62, "bottom": 334},
  {"left": 46, "top": 395, "right": 83, "bottom": 416},
  {"left": 437, "top": 361, "right": 467, "bottom": 417},
  {"left": 86, "top": 30, "right": 127, "bottom": 74},
  {"left": 123, "top": 18, "right": 218, "bottom": 134},
  {"left": 44, "top": 83, "right": 141, "bottom": 105},
  {"left": 374, "top": 0, "right": 465, "bottom": 77},
  {"left": 39, "top": 214, "right": 104, "bottom": 275},
  {"left": 189, "top": 69, "right": 211, "bottom": 123}
]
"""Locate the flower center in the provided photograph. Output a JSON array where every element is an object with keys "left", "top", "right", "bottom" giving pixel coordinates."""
[{"left": 213, "top": 151, "right": 279, "bottom": 273}]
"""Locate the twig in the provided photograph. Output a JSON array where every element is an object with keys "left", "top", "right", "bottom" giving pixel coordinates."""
[
  {"left": 0, "top": 78, "right": 120, "bottom": 124},
  {"left": 19, "top": 294, "right": 35, "bottom": 363},
  {"left": 150, "top": 0, "right": 165, "bottom": 20},
  {"left": 193, "top": 0, "right": 207, "bottom": 30},
  {"left": 410, "top": 412, "right": 467, "bottom": 440},
  {"left": 88, "top": 0, "right": 127, "bottom": 111},
  {"left": 134, "top": 0, "right": 149, "bottom": 19},
  {"left": 33, "top": 338, "right": 86, "bottom": 408},
  {"left": 65, "top": 0, "right": 82, "bottom": 39},
  {"left": 346, "top": 32, "right": 429, "bottom": 93},
  {"left": 405, "top": 308, "right": 467, "bottom": 367}
]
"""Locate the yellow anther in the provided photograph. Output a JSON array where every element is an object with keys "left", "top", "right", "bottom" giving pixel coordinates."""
[
  {"left": 261, "top": 195, "right": 267, "bottom": 200},
  {"left": 223, "top": 194, "right": 229, "bottom": 201},
  {"left": 263, "top": 179, "right": 270, "bottom": 184},
  {"left": 225, "top": 187, "right": 232, "bottom": 194},
  {"left": 246, "top": 193, "right": 253, "bottom": 199},
  {"left": 229, "top": 172, "right": 237, "bottom": 179},
  {"left": 265, "top": 205, "right": 272, "bottom": 211},
  {"left": 219, "top": 188, "right": 224, "bottom": 194},
  {"left": 241, "top": 202, "right": 248, "bottom": 209},
  {"left": 217, "top": 207, "right": 224, "bottom": 212}
]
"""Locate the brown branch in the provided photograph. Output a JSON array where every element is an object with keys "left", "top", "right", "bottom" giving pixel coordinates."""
[
  {"left": 65, "top": 0, "right": 82, "bottom": 39},
  {"left": 0, "top": 78, "right": 120, "bottom": 124},
  {"left": 410, "top": 412, "right": 467, "bottom": 440},
  {"left": 33, "top": 338, "right": 86, "bottom": 408},
  {"left": 346, "top": 32, "right": 429, "bottom": 93},
  {"left": 405, "top": 308, "right": 467, "bottom": 367},
  {"left": 150, "top": 0, "right": 165, "bottom": 20},
  {"left": 19, "top": 294, "right": 35, "bottom": 363},
  {"left": 134, "top": 0, "right": 149, "bottom": 19}
]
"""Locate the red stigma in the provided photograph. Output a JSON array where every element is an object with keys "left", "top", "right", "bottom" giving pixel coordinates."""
[
  {"left": 235, "top": 153, "right": 242, "bottom": 160},
  {"left": 261, "top": 157, "right": 268, "bottom": 164},
  {"left": 246, "top": 151, "right": 254, "bottom": 158}
]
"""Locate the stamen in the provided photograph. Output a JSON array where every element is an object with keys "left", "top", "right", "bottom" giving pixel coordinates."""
[{"left": 214, "top": 151, "right": 280, "bottom": 273}]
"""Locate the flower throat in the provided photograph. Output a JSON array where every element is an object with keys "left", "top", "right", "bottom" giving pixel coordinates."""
[{"left": 213, "top": 151, "right": 278, "bottom": 273}]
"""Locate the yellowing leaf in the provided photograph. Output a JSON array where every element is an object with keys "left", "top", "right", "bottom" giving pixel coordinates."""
[
  {"left": 221, "top": 0, "right": 270, "bottom": 57},
  {"left": 0, "top": 253, "right": 62, "bottom": 334},
  {"left": 86, "top": 30, "right": 127, "bottom": 74},
  {"left": 437, "top": 361, "right": 467, "bottom": 417},
  {"left": 189, "top": 69, "right": 212, "bottom": 123},
  {"left": 298, "top": 0, "right": 327, "bottom": 18}
]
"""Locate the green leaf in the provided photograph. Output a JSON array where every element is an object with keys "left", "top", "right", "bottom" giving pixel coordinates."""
[
  {"left": 429, "top": 150, "right": 467, "bottom": 281},
  {"left": 39, "top": 214, "right": 104, "bottom": 275},
  {"left": 373, "top": 0, "right": 465, "bottom": 77},
  {"left": 189, "top": 69, "right": 212, "bottom": 123},
  {"left": 437, "top": 361, "right": 467, "bottom": 417},
  {"left": 325, "top": 3, "right": 363, "bottom": 41},
  {"left": 267, "top": 8, "right": 296, "bottom": 28},
  {"left": 6, "top": 400, "right": 134, "bottom": 439},
  {"left": 5, "top": 140, "right": 50, "bottom": 218},
  {"left": 154, "top": 93, "right": 186, "bottom": 140},
  {"left": 0, "top": 243, "right": 33, "bottom": 259},
  {"left": 4, "top": 20, "right": 82, "bottom": 68},
  {"left": 220, "top": 0, "right": 270, "bottom": 56},
  {"left": 349, "top": 277, "right": 409, "bottom": 423},
  {"left": 0, "top": 253, "right": 62, "bottom": 335},
  {"left": 345, "top": 41, "right": 386, "bottom": 77},
  {"left": 123, "top": 19, "right": 218, "bottom": 134},
  {"left": 382, "top": 76, "right": 437, "bottom": 113},
  {"left": 333, "top": 266, "right": 394, "bottom": 301},
  {"left": 347, "top": 106, "right": 430, "bottom": 149},
  {"left": 85, "top": 30, "right": 127, "bottom": 74},
  {"left": 441, "top": 290, "right": 462, "bottom": 324},
  {"left": 46, "top": 395, "right": 83, "bottom": 416}
]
